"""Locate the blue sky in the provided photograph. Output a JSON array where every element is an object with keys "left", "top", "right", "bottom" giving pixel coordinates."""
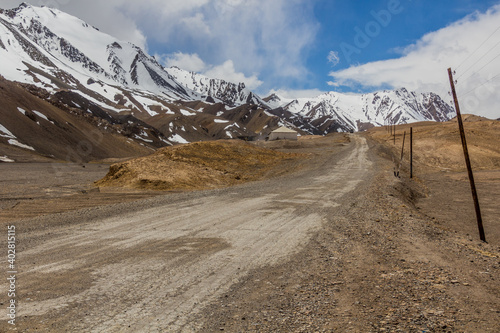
[
  {"left": 310, "top": 0, "right": 500, "bottom": 92},
  {"left": 2, "top": 0, "right": 500, "bottom": 118},
  {"left": 313, "top": 1, "right": 469, "bottom": 86}
]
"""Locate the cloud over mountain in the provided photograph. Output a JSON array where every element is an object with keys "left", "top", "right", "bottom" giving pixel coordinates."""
[{"left": 328, "top": 4, "right": 500, "bottom": 119}]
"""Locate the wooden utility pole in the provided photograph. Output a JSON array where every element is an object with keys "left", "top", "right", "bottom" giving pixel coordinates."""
[
  {"left": 448, "top": 68, "right": 486, "bottom": 242},
  {"left": 410, "top": 127, "right": 413, "bottom": 179},
  {"left": 400, "top": 131, "right": 406, "bottom": 161}
]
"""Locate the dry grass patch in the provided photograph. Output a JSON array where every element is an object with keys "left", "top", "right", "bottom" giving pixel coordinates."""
[{"left": 96, "top": 140, "right": 307, "bottom": 191}]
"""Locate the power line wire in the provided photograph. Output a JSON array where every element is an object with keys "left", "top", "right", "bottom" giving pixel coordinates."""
[
  {"left": 460, "top": 73, "right": 500, "bottom": 97},
  {"left": 455, "top": 23, "right": 500, "bottom": 71},
  {"left": 456, "top": 39, "right": 500, "bottom": 80},
  {"left": 459, "top": 50, "right": 500, "bottom": 84}
]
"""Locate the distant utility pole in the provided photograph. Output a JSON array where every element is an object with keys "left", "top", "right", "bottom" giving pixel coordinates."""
[{"left": 448, "top": 68, "right": 486, "bottom": 242}]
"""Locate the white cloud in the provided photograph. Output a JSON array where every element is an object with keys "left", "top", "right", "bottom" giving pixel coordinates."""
[
  {"left": 328, "top": 4, "right": 500, "bottom": 119},
  {"left": 116, "top": 0, "right": 319, "bottom": 86},
  {"left": 157, "top": 53, "right": 263, "bottom": 90},
  {"left": 180, "top": 12, "right": 211, "bottom": 37},
  {"left": 327, "top": 51, "right": 340, "bottom": 67},
  {"left": 204, "top": 60, "right": 263, "bottom": 90},
  {"left": 159, "top": 52, "right": 207, "bottom": 72}
]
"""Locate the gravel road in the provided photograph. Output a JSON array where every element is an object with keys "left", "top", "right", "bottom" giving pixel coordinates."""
[{"left": 3, "top": 135, "right": 375, "bottom": 332}]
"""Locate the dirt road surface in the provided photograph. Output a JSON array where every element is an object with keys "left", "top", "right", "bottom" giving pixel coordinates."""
[
  {"left": 2, "top": 136, "right": 374, "bottom": 332},
  {"left": 1, "top": 134, "right": 499, "bottom": 332}
]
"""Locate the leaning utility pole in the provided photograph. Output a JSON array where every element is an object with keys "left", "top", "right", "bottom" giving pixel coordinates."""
[{"left": 448, "top": 68, "right": 486, "bottom": 242}]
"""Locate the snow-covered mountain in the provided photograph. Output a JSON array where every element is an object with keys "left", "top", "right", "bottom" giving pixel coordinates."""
[
  {"left": 0, "top": 3, "right": 455, "bottom": 163},
  {"left": 0, "top": 3, "right": 268, "bottom": 151},
  {"left": 167, "top": 66, "right": 267, "bottom": 107},
  {"left": 0, "top": 3, "right": 193, "bottom": 105},
  {"left": 266, "top": 88, "right": 454, "bottom": 133},
  {"left": 0, "top": 3, "right": 270, "bottom": 110}
]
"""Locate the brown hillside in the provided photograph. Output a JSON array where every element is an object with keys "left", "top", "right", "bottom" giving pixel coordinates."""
[
  {"left": 368, "top": 117, "right": 500, "bottom": 172},
  {"left": 96, "top": 140, "right": 307, "bottom": 191},
  {"left": 0, "top": 77, "right": 155, "bottom": 162}
]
